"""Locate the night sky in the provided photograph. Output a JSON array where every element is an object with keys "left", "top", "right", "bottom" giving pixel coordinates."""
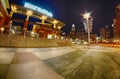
[{"left": 10, "top": 0, "right": 120, "bottom": 34}]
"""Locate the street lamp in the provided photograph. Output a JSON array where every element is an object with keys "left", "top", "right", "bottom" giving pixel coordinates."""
[
  {"left": 0, "top": 27, "right": 5, "bottom": 34},
  {"left": 96, "top": 37, "right": 99, "bottom": 44},
  {"left": 82, "top": 12, "right": 92, "bottom": 48}
]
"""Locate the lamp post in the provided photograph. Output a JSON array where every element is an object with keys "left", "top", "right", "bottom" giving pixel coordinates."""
[{"left": 82, "top": 12, "right": 92, "bottom": 48}]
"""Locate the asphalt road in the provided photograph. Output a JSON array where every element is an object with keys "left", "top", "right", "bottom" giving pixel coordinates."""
[{"left": 43, "top": 46, "right": 120, "bottom": 79}]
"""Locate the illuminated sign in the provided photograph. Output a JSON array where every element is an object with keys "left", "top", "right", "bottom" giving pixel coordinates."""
[{"left": 24, "top": 2, "right": 53, "bottom": 17}]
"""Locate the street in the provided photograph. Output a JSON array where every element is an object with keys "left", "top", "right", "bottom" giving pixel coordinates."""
[{"left": 43, "top": 46, "right": 120, "bottom": 79}]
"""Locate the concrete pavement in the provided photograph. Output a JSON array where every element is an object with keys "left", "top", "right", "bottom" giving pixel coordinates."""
[
  {"left": 43, "top": 46, "right": 120, "bottom": 79},
  {"left": 0, "top": 47, "right": 78, "bottom": 79},
  {"left": 1, "top": 46, "right": 120, "bottom": 79}
]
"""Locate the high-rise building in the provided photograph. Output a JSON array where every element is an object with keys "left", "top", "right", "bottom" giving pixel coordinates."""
[
  {"left": 113, "top": 3, "right": 120, "bottom": 41},
  {"left": 69, "top": 24, "right": 76, "bottom": 39},
  {"left": 100, "top": 26, "right": 111, "bottom": 42}
]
